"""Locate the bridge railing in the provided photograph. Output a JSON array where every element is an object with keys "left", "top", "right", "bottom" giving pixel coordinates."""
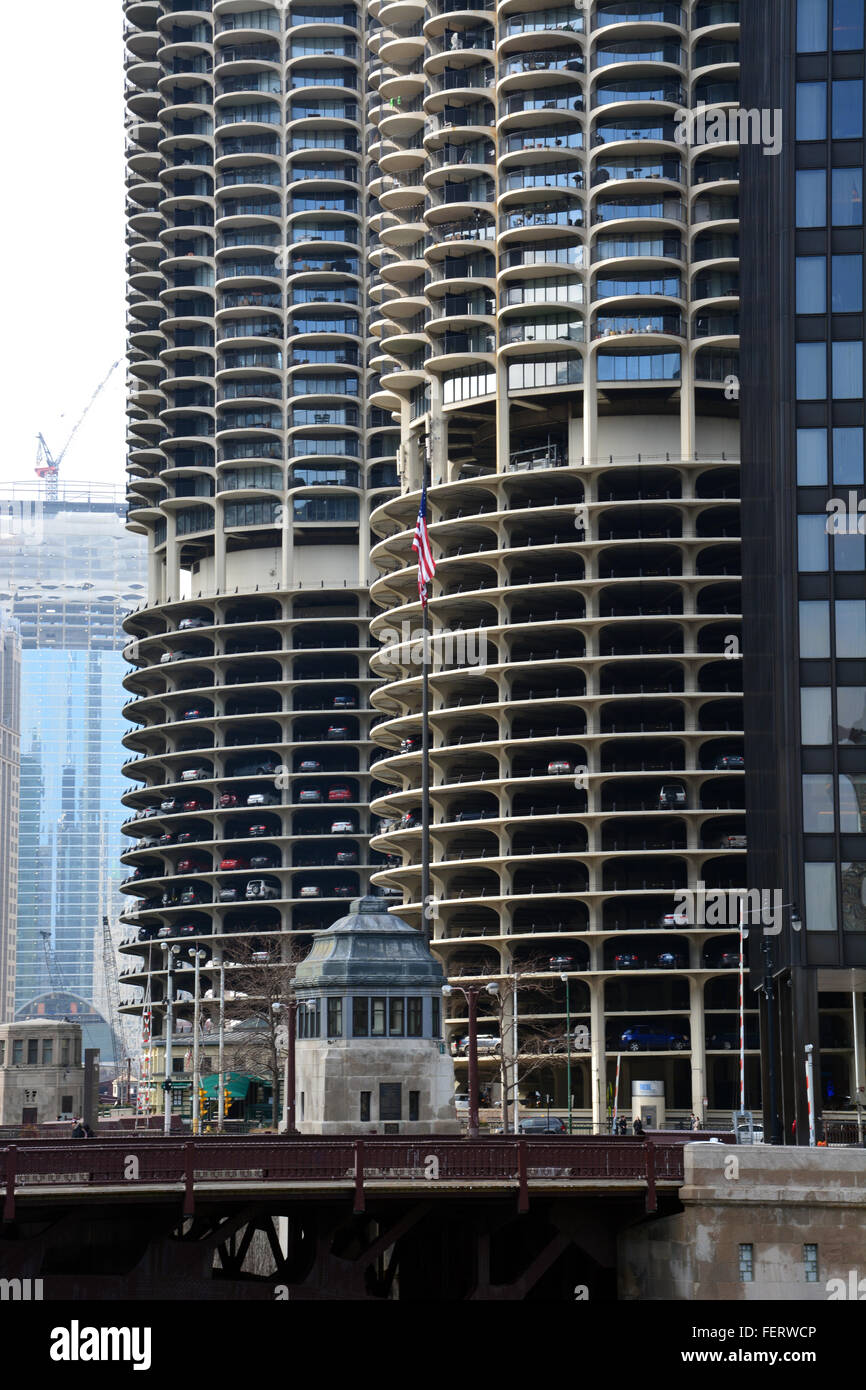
[{"left": 1, "top": 1135, "right": 689, "bottom": 1222}]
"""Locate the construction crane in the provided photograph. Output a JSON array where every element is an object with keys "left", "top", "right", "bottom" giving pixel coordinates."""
[
  {"left": 39, "top": 931, "right": 66, "bottom": 994},
  {"left": 35, "top": 359, "right": 121, "bottom": 499}
]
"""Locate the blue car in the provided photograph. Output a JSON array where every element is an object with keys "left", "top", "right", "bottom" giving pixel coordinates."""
[{"left": 620, "top": 1024, "right": 688, "bottom": 1052}]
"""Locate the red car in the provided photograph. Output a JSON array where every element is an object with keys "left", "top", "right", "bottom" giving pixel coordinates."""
[
  {"left": 219, "top": 792, "right": 240, "bottom": 808},
  {"left": 220, "top": 856, "right": 250, "bottom": 871},
  {"left": 328, "top": 787, "right": 352, "bottom": 802},
  {"left": 176, "top": 857, "right": 208, "bottom": 874},
  {"left": 182, "top": 797, "right": 207, "bottom": 811}
]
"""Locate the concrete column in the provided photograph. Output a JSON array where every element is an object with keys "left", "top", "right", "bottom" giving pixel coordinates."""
[
  {"left": 589, "top": 979, "right": 607, "bottom": 1133},
  {"left": 428, "top": 376, "right": 446, "bottom": 485},
  {"left": 214, "top": 496, "right": 226, "bottom": 593},
  {"left": 495, "top": 359, "right": 509, "bottom": 474},
  {"left": 689, "top": 976, "right": 707, "bottom": 1121},
  {"left": 582, "top": 352, "right": 597, "bottom": 464},
  {"left": 83, "top": 1048, "right": 100, "bottom": 1132},
  {"left": 680, "top": 348, "right": 695, "bottom": 462}
]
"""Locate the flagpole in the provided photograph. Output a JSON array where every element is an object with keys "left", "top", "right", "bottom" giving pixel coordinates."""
[{"left": 421, "top": 586, "right": 431, "bottom": 947}]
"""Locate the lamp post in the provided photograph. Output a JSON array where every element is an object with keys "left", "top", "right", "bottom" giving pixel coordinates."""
[
  {"left": 760, "top": 935, "right": 782, "bottom": 1145},
  {"left": 805, "top": 1043, "right": 817, "bottom": 1147},
  {"left": 161, "top": 943, "right": 179, "bottom": 1136},
  {"left": 561, "top": 972, "right": 572, "bottom": 1134},
  {"left": 217, "top": 956, "right": 226, "bottom": 1134},
  {"left": 274, "top": 997, "right": 299, "bottom": 1134},
  {"left": 192, "top": 949, "right": 207, "bottom": 1137},
  {"left": 443, "top": 981, "right": 498, "bottom": 1138}
]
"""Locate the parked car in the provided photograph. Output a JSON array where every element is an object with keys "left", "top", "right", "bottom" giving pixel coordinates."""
[
  {"left": 219, "top": 886, "right": 242, "bottom": 902},
  {"left": 180, "top": 767, "right": 210, "bottom": 782},
  {"left": 177, "top": 921, "right": 204, "bottom": 937},
  {"left": 176, "top": 857, "right": 209, "bottom": 874},
  {"left": 160, "top": 798, "right": 182, "bottom": 813},
  {"left": 157, "top": 925, "right": 173, "bottom": 938},
  {"left": 704, "top": 948, "right": 739, "bottom": 968},
  {"left": 327, "top": 725, "right": 348, "bottom": 740},
  {"left": 620, "top": 1024, "right": 688, "bottom": 1052},
  {"left": 328, "top": 786, "right": 352, "bottom": 802},
  {"left": 335, "top": 850, "right": 358, "bottom": 864},
  {"left": 333, "top": 694, "right": 356, "bottom": 708},
  {"left": 176, "top": 830, "right": 200, "bottom": 844},
  {"left": 658, "top": 783, "right": 687, "bottom": 809},
  {"left": 659, "top": 909, "right": 691, "bottom": 927},
  {"left": 220, "top": 856, "right": 249, "bottom": 871},
  {"left": 615, "top": 952, "right": 641, "bottom": 969},
  {"left": 180, "top": 707, "right": 208, "bottom": 720},
  {"left": 400, "top": 811, "right": 419, "bottom": 828},
  {"left": 400, "top": 737, "right": 420, "bottom": 753},
  {"left": 179, "top": 887, "right": 207, "bottom": 906},
  {"left": 333, "top": 885, "right": 353, "bottom": 896},
  {"left": 716, "top": 833, "right": 747, "bottom": 849},
  {"left": 547, "top": 759, "right": 573, "bottom": 775},
  {"left": 714, "top": 755, "right": 744, "bottom": 770},
  {"left": 219, "top": 792, "right": 240, "bottom": 808},
  {"left": 331, "top": 818, "right": 353, "bottom": 833},
  {"left": 299, "top": 759, "right": 322, "bottom": 772},
  {"left": 137, "top": 926, "right": 157, "bottom": 942},
  {"left": 182, "top": 797, "right": 208, "bottom": 811},
  {"left": 519, "top": 1116, "right": 567, "bottom": 1135},
  {"left": 250, "top": 852, "right": 278, "bottom": 870},
  {"left": 246, "top": 879, "right": 279, "bottom": 900},
  {"left": 454, "top": 1034, "right": 500, "bottom": 1056},
  {"left": 299, "top": 789, "right": 323, "bottom": 803},
  {"left": 299, "top": 885, "right": 321, "bottom": 898},
  {"left": 655, "top": 951, "right": 683, "bottom": 968},
  {"left": 247, "top": 791, "right": 278, "bottom": 806},
  {"left": 454, "top": 1094, "right": 470, "bottom": 1111},
  {"left": 178, "top": 616, "right": 209, "bottom": 631}
]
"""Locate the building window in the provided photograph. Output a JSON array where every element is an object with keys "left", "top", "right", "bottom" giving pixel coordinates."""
[
  {"left": 299, "top": 1000, "right": 320, "bottom": 1038},
  {"left": 42, "top": 1040, "right": 53, "bottom": 1065},
  {"left": 60, "top": 1040, "right": 69, "bottom": 1065},
  {"left": 327, "top": 998, "right": 343, "bottom": 1037},
  {"left": 379, "top": 1083, "right": 401, "bottom": 1121},
  {"left": 797, "top": 428, "right": 828, "bottom": 483},
  {"left": 832, "top": 166, "right": 863, "bottom": 224},
  {"left": 798, "top": 0, "right": 828, "bottom": 51},
  {"left": 835, "top": 600, "right": 866, "bottom": 657},
  {"left": 797, "top": 256, "right": 827, "bottom": 314},
  {"left": 360, "top": 1090, "right": 371, "bottom": 1122},
  {"left": 798, "top": 514, "right": 829, "bottom": 571},
  {"left": 796, "top": 343, "right": 827, "bottom": 400},
  {"left": 300, "top": 1092, "right": 304, "bottom": 1120},
  {"left": 837, "top": 687, "right": 866, "bottom": 743},
  {"left": 26, "top": 1039, "right": 38, "bottom": 1065},
  {"left": 738, "top": 1244, "right": 754, "bottom": 1282},
  {"left": 835, "top": 0, "right": 864, "bottom": 48},
  {"left": 802, "top": 774, "right": 835, "bottom": 832},
  {"left": 409, "top": 1090, "right": 420, "bottom": 1122},
  {"left": 797, "top": 82, "right": 827, "bottom": 140},
  {"left": 352, "top": 997, "right": 368, "bottom": 1037},
  {"left": 407, "top": 998, "right": 423, "bottom": 1037},
  {"left": 389, "top": 998, "right": 404, "bottom": 1036},
  {"left": 833, "top": 426, "right": 864, "bottom": 483},
  {"left": 805, "top": 863, "right": 838, "bottom": 930},
  {"left": 0, "top": 1041, "right": 4, "bottom": 1066},
  {"left": 800, "top": 688, "right": 833, "bottom": 744},
  {"left": 832, "top": 255, "right": 863, "bottom": 312},
  {"left": 832, "top": 340, "right": 863, "bottom": 398},
  {"left": 432, "top": 996, "right": 441, "bottom": 1037},
  {"left": 371, "top": 998, "right": 386, "bottom": 1037},
  {"left": 12, "top": 1041, "right": 23, "bottom": 1064},
  {"left": 841, "top": 863, "right": 866, "bottom": 930},
  {"left": 832, "top": 80, "right": 863, "bottom": 138},
  {"left": 797, "top": 169, "right": 827, "bottom": 227},
  {"left": 61, "top": 1095, "right": 72, "bottom": 1113},
  {"left": 839, "top": 773, "right": 866, "bottom": 831},
  {"left": 804, "top": 1244, "right": 820, "bottom": 1281},
  {"left": 834, "top": 529, "right": 865, "bottom": 570}
]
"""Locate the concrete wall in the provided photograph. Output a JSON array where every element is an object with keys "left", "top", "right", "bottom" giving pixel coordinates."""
[
  {"left": 620, "top": 1142, "right": 866, "bottom": 1300},
  {"left": 296, "top": 1036, "right": 459, "bottom": 1135},
  {"left": 0, "top": 1022, "right": 85, "bottom": 1125}
]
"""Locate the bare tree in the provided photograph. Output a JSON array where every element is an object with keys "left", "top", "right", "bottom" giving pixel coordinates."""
[{"left": 205, "top": 940, "right": 304, "bottom": 1129}]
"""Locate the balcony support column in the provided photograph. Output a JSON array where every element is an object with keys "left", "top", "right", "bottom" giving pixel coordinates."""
[
  {"left": 589, "top": 978, "right": 606, "bottom": 1133},
  {"left": 689, "top": 975, "right": 707, "bottom": 1123}
]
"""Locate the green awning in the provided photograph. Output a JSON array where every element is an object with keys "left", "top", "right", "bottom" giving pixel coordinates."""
[{"left": 199, "top": 1072, "right": 263, "bottom": 1100}]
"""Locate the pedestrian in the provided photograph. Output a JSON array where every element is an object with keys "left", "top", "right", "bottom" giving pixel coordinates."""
[
  {"left": 83, "top": 1122, "right": 94, "bottom": 1138},
  {"left": 691, "top": 1113, "right": 701, "bottom": 1132},
  {"left": 633, "top": 1117, "right": 645, "bottom": 1137},
  {"left": 71, "top": 1118, "right": 86, "bottom": 1139}
]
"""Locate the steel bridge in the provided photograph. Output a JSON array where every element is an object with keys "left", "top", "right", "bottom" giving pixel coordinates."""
[{"left": 0, "top": 1135, "right": 713, "bottom": 1300}]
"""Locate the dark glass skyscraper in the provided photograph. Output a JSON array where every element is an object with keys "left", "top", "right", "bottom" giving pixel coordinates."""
[{"left": 742, "top": 0, "right": 866, "bottom": 1139}]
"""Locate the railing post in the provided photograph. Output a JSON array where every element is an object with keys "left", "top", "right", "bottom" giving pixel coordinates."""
[
  {"left": 3, "top": 1147, "right": 16, "bottom": 1223},
  {"left": 645, "top": 1141, "right": 657, "bottom": 1214},
  {"left": 517, "top": 1139, "right": 529, "bottom": 1214},
  {"left": 183, "top": 1142, "right": 195, "bottom": 1218},
  {"left": 353, "top": 1139, "right": 365, "bottom": 1214}
]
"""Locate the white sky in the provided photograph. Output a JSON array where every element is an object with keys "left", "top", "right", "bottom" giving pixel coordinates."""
[{"left": 1, "top": 1, "right": 127, "bottom": 491}]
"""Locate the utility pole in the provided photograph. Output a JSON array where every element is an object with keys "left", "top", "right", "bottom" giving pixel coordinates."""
[
  {"left": 218, "top": 957, "right": 226, "bottom": 1133},
  {"left": 163, "top": 944, "right": 175, "bottom": 1136},
  {"left": 761, "top": 936, "right": 781, "bottom": 1145}
]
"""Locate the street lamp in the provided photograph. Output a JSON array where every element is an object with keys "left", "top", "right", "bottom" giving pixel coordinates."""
[
  {"left": 443, "top": 981, "right": 498, "bottom": 1138},
  {"left": 160, "top": 943, "right": 180, "bottom": 1136},
  {"left": 273, "top": 996, "right": 312, "bottom": 1134},
  {"left": 192, "top": 949, "right": 207, "bottom": 1137},
  {"left": 560, "top": 972, "right": 572, "bottom": 1134}
]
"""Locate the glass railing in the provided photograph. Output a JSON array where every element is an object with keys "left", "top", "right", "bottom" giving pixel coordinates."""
[
  {"left": 506, "top": 92, "right": 583, "bottom": 115},
  {"left": 502, "top": 167, "right": 584, "bottom": 193},
  {"left": 692, "top": 273, "right": 738, "bottom": 297},
  {"left": 505, "top": 8, "right": 585, "bottom": 36},
  {"left": 217, "top": 10, "right": 280, "bottom": 33},
  {"left": 287, "top": 254, "right": 359, "bottom": 272},
  {"left": 218, "top": 76, "right": 283, "bottom": 96},
  {"left": 693, "top": 2, "right": 739, "bottom": 28},
  {"left": 594, "top": 273, "right": 682, "bottom": 296},
  {"left": 290, "top": 437, "right": 361, "bottom": 456},
  {"left": 502, "top": 319, "right": 584, "bottom": 344},
  {"left": 596, "top": 348, "right": 681, "bottom": 379},
  {"left": 219, "top": 136, "right": 281, "bottom": 156},
  {"left": 219, "top": 167, "right": 284, "bottom": 188},
  {"left": 694, "top": 158, "right": 739, "bottom": 183},
  {"left": 505, "top": 129, "right": 583, "bottom": 153},
  {"left": 594, "top": 312, "right": 684, "bottom": 336},
  {"left": 219, "top": 350, "right": 283, "bottom": 369},
  {"left": 592, "top": 121, "right": 678, "bottom": 144},
  {"left": 220, "top": 200, "right": 281, "bottom": 218},
  {"left": 594, "top": 198, "right": 685, "bottom": 222},
  {"left": 503, "top": 280, "right": 584, "bottom": 306},
  {"left": 220, "top": 319, "right": 282, "bottom": 339},
  {"left": 594, "top": 2, "right": 684, "bottom": 25},
  {"left": 290, "top": 40, "right": 358, "bottom": 57},
  {"left": 291, "top": 407, "right": 360, "bottom": 426},
  {"left": 692, "top": 233, "right": 739, "bottom": 259},
  {"left": 291, "top": 375, "right": 360, "bottom": 394},
  {"left": 693, "top": 41, "right": 739, "bottom": 65},
  {"left": 287, "top": 346, "right": 360, "bottom": 365},
  {"left": 289, "top": 10, "right": 358, "bottom": 27},
  {"left": 288, "top": 164, "right": 358, "bottom": 182},
  {"left": 503, "top": 50, "right": 584, "bottom": 75},
  {"left": 292, "top": 497, "right": 359, "bottom": 522},
  {"left": 220, "top": 290, "right": 282, "bottom": 310},
  {"left": 507, "top": 356, "right": 583, "bottom": 390},
  {"left": 218, "top": 230, "right": 280, "bottom": 249},
  {"left": 291, "top": 134, "right": 359, "bottom": 151},
  {"left": 215, "top": 43, "right": 280, "bottom": 66},
  {"left": 291, "top": 102, "right": 359, "bottom": 120},
  {"left": 292, "top": 71, "right": 358, "bottom": 88},
  {"left": 216, "top": 106, "right": 281, "bottom": 127},
  {"left": 291, "top": 225, "right": 360, "bottom": 243},
  {"left": 292, "top": 286, "right": 359, "bottom": 304},
  {"left": 218, "top": 466, "right": 282, "bottom": 491},
  {"left": 289, "top": 466, "right": 360, "bottom": 487},
  {"left": 693, "top": 196, "right": 739, "bottom": 223},
  {"left": 593, "top": 41, "right": 684, "bottom": 65},
  {"left": 435, "top": 67, "right": 495, "bottom": 91},
  {"left": 502, "top": 204, "right": 583, "bottom": 230},
  {"left": 595, "top": 81, "right": 684, "bottom": 103},
  {"left": 694, "top": 80, "right": 739, "bottom": 104},
  {"left": 218, "top": 440, "right": 284, "bottom": 461},
  {"left": 505, "top": 245, "right": 584, "bottom": 269},
  {"left": 217, "top": 261, "right": 279, "bottom": 278},
  {"left": 219, "top": 380, "right": 282, "bottom": 401},
  {"left": 292, "top": 196, "right": 359, "bottom": 213},
  {"left": 220, "top": 410, "right": 283, "bottom": 430},
  {"left": 593, "top": 158, "right": 682, "bottom": 182},
  {"left": 592, "top": 233, "right": 682, "bottom": 260},
  {"left": 433, "top": 330, "right": 495, "bottom": 353},
  {"left": 692, "top": 313, "right": 739, "bottom": 336}
]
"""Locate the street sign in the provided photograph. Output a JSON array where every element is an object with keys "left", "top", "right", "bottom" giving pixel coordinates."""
[{"left": 170, "top": 1079, "right": 192, "bottom": 1089}]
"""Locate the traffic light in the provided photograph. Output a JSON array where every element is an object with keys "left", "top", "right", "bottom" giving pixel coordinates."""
[
  {"left": 162, "top": 1079, "right": 172, "bottom": 1093},
  {"left": 198, "top": 1088, "right": 207, "bottom": 1116},
  {"left": 223, "top": 1089, "right": 233, "bottom": 1113}
]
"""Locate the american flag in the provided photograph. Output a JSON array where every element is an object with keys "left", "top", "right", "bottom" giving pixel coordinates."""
[{"left": 412, "top": 485, "right": 436, "bottom": 605}]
